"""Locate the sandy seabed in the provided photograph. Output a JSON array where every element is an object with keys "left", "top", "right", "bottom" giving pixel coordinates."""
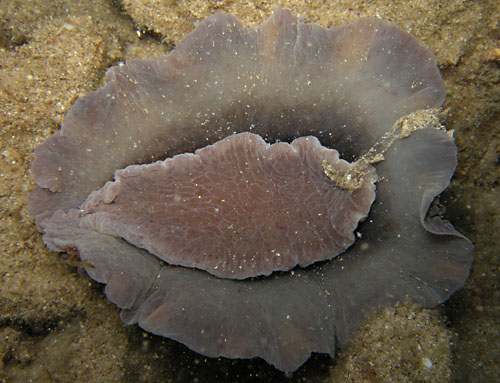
[{"left": 1, "top": 1, "right": 499, "bottom": 382}]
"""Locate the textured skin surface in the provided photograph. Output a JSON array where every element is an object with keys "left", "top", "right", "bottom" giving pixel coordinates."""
[
  {"left": 29, "top": 9, "right": 472, "bottom": 371},
  {"left": 80, "top": 133, "right": 376, "bottom": 279}
]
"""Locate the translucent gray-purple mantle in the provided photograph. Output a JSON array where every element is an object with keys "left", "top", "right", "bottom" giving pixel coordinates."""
[{"left": 29, "top": 8, "right": 473, "bottom": 372}]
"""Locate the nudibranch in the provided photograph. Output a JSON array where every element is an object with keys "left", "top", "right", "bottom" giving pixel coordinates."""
[{"left": 29, "top": 9, "right": 473, "bottom": 371}]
